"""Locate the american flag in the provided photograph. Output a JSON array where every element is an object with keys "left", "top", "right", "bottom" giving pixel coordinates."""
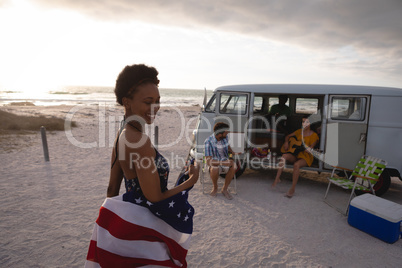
[{"left": 85, "top": 173, "right": 194, "bottom": 267}]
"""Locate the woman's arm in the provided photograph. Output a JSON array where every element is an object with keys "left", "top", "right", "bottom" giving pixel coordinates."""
[
  {"left": 128, "top": 135, "right": 199, "bottom": 203},
  {"left": 284, "top": 131, "right": 296, "bottom": 143},
  {"left": 282, "top": 131, "right": 296, "bottom": 151},
  {"left": 107, "top": 147, "right": 124, "bottom": 197},
  {"left": 305, "top": 133, "right": 319, "bottom": 153}
]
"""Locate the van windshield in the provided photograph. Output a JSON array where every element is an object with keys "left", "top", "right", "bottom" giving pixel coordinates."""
[{"left": 205, "top": 94, "right": 216, "bottom": 112}]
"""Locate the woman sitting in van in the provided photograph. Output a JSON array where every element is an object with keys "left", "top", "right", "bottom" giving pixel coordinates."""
[{"left": 271, "top": 115, "right": 319, "bottom": 198}]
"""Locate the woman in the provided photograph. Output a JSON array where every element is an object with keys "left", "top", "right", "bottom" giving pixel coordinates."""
[
  {"left": 271, "top": 116, "right": 319, "bottom": 198},
  {"left": 108, "top": 64, "right": 199, "bottom": 202},
  {"left": 86, "top": 64, "right": 199, "bottom": 267}
]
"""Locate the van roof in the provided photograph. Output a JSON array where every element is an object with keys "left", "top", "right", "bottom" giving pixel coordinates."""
[{"left": 214, "top": 84, "right": 402, "bottom": 96}]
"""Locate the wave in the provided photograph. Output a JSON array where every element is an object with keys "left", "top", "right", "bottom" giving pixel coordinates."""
[
  {"left": 0, "top": 90, "right": 22, "bottom": 93},
  {"left": 0, "top": 87, "right": 209, "bottom": 107},
  {"left": 50, "top": 91, "right": 89, "bottom": 95}
]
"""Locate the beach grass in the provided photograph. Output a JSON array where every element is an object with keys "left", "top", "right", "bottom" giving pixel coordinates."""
[{"left": 0, "top": 109, "right": 77, "bottom": 133}]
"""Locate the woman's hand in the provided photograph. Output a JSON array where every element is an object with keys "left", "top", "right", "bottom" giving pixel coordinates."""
[
  {"left": 283, "top": 142, "right": 289, "bottom": 151},
  {"left": 187, "top": 161, "right": 200, "bottom": 185}
]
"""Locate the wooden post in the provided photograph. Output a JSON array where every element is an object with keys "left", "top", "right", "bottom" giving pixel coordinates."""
[
  {"left": 154, "top": 125, "right": 159, "bottom": 150},
  {"left": 40, "top": 126, "right": 50, "bottom": 161}
]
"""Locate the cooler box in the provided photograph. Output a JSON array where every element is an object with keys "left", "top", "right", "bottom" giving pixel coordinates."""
[{"left": 348, "top": 193, "right": 402, "bottom": 243}]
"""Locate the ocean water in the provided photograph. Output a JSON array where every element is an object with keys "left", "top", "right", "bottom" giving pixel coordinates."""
[{"left": 0, "top": 86, "right": 212, "bottom": 107}]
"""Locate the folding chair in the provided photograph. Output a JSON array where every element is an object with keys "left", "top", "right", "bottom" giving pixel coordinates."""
[
  {"left": 200, "top": 156, "right": 237, "bottom": 195},
  {"left": 324, "top": 155, "right": 387, "bottom": 215}
]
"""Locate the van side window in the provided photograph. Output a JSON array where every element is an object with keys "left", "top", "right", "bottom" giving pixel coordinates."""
[
  {"left": 253, "top": 96, "right": 263, "bottom": 113},
  {"left": 295, "top": 98, "right": 319, "bottom": 114},
  {"left": 269, "top": 97, "right": 279, "bottom": 107},
  {"left": 331, "top": 97, "right": 366, "bottom": 121},
  {"left": 205, "top": 94, "right": 216, "bottom": 112},
  {"left": 219, "top": 93, "right": 248, "bottom": 115}
]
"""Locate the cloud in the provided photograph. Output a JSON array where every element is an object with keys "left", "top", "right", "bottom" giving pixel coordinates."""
[
  {"left": 30, "top": 0, "right": 402, "bottom": 82},
  {"left": 0, "top": 0, "right": 11, "bottom": 7},
  {"left": 31, "top": 1, "right": 402, "bottom": 47}
]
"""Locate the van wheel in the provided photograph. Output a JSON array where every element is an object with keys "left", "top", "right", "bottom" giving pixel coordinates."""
[
  {"left": 219, "top": 158, "right": 247, "bottom": 179},
  {"left": 234, "top": 159, "right": 247, "bottom": 178},
  {"left": 372, "top": 170, "right": 391, "bottom": 196},
  {"left": 355, "top": 170, "right": 391, "bottom": 196}
]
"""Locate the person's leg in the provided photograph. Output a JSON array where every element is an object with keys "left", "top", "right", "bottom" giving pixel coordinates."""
[
  {"left": 272, "top": 154, "right": 296, "bottom": 188},
  {"left": 209, "top": 166, "right": 219, "bottom": 196},
  {"left": 222, "top": 160, "right": 236, "bottom": 199},
  {"left": 285, "top": 158, "right": 308, "bottom": 197}
]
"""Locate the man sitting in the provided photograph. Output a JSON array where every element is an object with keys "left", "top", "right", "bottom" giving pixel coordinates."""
[
  {"left": 269, "top": 94, "right": 292, "bottom": 133},
  {"left": 204, "top": 122, "right": 237, "bottom": 200},
  {"left": 269, "top": 94, "right": 292, "bottom": 118}
]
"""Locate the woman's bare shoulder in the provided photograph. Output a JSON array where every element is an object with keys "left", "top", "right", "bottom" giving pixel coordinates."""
[{"left": 121, "top": 128, "right": 155, "bottom": 156}]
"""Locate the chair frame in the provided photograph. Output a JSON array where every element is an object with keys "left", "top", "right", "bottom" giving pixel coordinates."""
[{"left": 324, "top": 155, "right": 387, "bottom": 215}]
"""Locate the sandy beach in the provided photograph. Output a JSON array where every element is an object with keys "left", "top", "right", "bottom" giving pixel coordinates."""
[{"left": 1, "top": 104, "right": 401, "bottom": 267}]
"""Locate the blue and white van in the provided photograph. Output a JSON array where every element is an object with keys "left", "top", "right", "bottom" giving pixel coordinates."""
[{"left": 190, "top": 84, "right": 402, "bottom": 196}]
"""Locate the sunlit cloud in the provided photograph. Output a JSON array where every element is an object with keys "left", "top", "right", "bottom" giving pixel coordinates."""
[{"left": 1, "top": 0, "right": 401, "bottom": 91}]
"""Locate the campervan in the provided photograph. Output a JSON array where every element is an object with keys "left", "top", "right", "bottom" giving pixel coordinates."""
[{"left": 190, "top": 84, "right": 402, "bottom": 196}]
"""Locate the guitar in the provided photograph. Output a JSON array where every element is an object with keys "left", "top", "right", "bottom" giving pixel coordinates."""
[{"left": 281, "top": 136, "right": 305, "bottom": 155}]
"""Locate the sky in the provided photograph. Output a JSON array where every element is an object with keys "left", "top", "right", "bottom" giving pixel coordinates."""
[{"left": 0, "top": 0, "right": 401, "bottom": 92}]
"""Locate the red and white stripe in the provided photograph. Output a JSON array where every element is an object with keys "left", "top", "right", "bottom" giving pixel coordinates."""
[{"left": 85, "top": 196, "right": 191, "bottom": 267}]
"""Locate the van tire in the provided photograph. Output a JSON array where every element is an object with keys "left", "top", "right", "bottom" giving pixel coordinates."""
[
  {"left": 234, "top": 160, "right": 247, "bottom": 178},
  {"left": 355, "top": 169, "right": 391, "bottom": 196},
  {"left": 372, "top": 170, "right": 391, "bottom": 196}
]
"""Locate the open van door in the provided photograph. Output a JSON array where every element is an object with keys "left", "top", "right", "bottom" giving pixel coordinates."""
[
  {"left": 195, "top": 93, "right": 217, "bottom": 156},
  {"left": 324, "top": 95, "right": 370, "bottom": 170},
  {"left": 216, "top": 91, "right": 250, "bottom": 153},
  {"left": 195, "top": 91, "right": 250, "bottom": 154},
  {"left": 214, "top": 91, "right": 250, "bottom": 177}
]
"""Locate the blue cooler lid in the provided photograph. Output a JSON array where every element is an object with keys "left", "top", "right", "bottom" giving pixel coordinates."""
[{"left": 350, "top": 193, "right": 402, "bottom": 223}]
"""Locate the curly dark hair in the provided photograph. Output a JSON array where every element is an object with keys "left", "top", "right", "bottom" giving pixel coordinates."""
[
  {"left": 213, "top": 122, "right": 230, "bottom": 135},
  {"left": 114, "top": 64, "right": 160, "bottom": 105}
]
